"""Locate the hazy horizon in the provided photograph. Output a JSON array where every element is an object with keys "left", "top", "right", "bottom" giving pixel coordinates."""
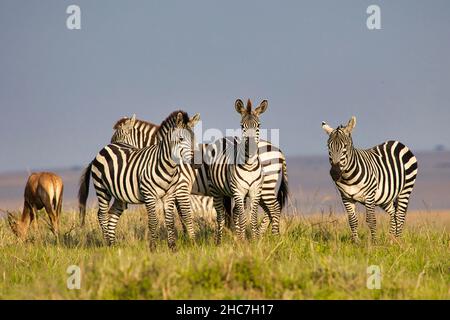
[
  {"left": 1, "top": 0, "right": 450, "bottom": 173},
  {"left": 0, "top": 149, "right": 447, "bottom": 176}
]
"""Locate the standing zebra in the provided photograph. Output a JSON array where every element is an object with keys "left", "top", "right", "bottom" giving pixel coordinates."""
[
  {"left": 108, "top": 113, "right": 209, "bottom": 235},
  {"left": 108, "top": 110, "right": 288, "bottom": 236},
  {"left": 207, "top": 99, "right": 267, "bottom": 243},
  {"left": 322, "top": 116, "right": 418, "bottom": 242},
  {"left": 78, "top": 111, "right": 200, "bottom": 250}
]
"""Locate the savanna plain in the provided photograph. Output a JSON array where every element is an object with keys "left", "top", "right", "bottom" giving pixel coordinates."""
[{"left": 0, "top": 207, "right": 448, "bottom": 300}]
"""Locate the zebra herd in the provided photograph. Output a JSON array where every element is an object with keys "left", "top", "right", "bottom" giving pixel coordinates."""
[
  {"left": 79, "top": 100, "right": 288, "bottom": 250},
  {"left": 75, "top": 99, "right": 418, "bottom": 250}
]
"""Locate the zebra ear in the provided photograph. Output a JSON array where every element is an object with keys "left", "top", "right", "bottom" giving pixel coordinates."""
[
  {"left": 129, "top": 114, "right": 136, "bottom": 126},
  {"left": 188, "top": 113, "right": 200, "bottom": 127},
  {"left": 176, "top": 112, "right": 184, "bottom": 127},
  {"left": 235, "top": 99, "right": 246, "bottom": 115},
  {"left": 120, "top": 115, "right": 136, "bottom": 130},
  {"left": 322, "top": 121, "right": 333, "bottom": 135},
  {"left": 254, "top": 100, "right": 268, "bottom": 116},
  {"left": 344, "top": 116, "right": 356, "bottom": 134}
]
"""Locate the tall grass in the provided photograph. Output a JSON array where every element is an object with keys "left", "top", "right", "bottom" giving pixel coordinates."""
[{"left": 0, "top": 208, "right": 448, "bottom": 299}]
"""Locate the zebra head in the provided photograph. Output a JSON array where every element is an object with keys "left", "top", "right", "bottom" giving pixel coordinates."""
[
  {"left": 167, "top": 111, "right": 201, "bottom": 167},
  {"left": 322, "top": 116, "right": 356, "bottom": 181},
  {"left": 235, "top": 99, "right": 268, "bottom": 161},
  {"left": 111, "top": 114, "right": 136, "bottom": 144}
]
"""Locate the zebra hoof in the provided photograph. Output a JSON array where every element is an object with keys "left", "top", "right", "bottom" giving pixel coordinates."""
[
  {"left": 168, "top": 243, "right": 178, "bottom": 252},
  {"left": 149, "top": 242, "right": 157, "bottom": 252},
  {"left": 370, "top": 237, "right": 378, "bottom": 245},
  {"left": 251, "top": 234, "right": 260, "bottom": 241}
]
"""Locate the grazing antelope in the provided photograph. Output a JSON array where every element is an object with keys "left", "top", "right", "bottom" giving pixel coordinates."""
[{"left": 8, "top": 172, "right": 63, "bottom": 240}]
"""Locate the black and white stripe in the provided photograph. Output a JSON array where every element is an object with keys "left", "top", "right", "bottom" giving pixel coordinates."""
[
  {"left": 322, "top": 116, "right": 418, "bottom": 242},
  {"left": 189, "top": 194, "right": 215, "bottom": 216},
  {"left": 78, "top": 111, "right": 200, "bottom": 250},
  {"left": 110, "top": 112, "right": 288, "bottom": 236},
  {"left": 111, "top": 114, "right": 159, "bottom": 148},
  {"left": 206, "top": 99, "right": 267, "bottom": 242}
]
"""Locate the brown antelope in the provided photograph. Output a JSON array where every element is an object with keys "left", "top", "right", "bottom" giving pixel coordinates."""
[{"left": 7, "top": 172, "right": 63, "bottom": 240}]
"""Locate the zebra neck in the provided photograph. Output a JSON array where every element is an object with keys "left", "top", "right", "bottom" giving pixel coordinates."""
[
  {"left": 236, "top": 143, "right": 259, "bottom": 166},
  {"left": 340, "top": 147, "right": 366, "bottom": 181},
  {"left": 237, "top": 157, "right": 260, "bottom": 171},
  {"left": 157, "top": 138, "right": 178, "bottom": 174}
]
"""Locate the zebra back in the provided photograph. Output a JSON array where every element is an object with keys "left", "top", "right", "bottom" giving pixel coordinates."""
[{"left": 111, "top": 115, "right": 159, "bottom": 148}]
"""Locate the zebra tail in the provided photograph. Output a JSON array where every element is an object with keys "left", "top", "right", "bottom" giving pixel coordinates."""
[
  {"left": 78, "top": 162, "right": 92, "bottom": 227},
  {"left": 277, "top": 158, "right": 289, "bottom": 210}
]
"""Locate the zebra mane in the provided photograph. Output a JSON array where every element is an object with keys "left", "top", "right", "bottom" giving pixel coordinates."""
[
  {"left": 336, "top": 125, "right": 350, "bottom": 136},
  {"left": 158, "top": 110, "right": 190, "bottom": 133},
  {"left": 246, "top": 99, "right": 252, "bottom": 113},
  {"left": 331, "top": 125, "right": 353, "bottom": 142},
  {"left": 113, "top": 117, "right": 159, "bottom": 130}
]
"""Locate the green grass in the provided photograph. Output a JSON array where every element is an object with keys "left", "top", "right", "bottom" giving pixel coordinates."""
[{"left": 0, "top": 208, "right": 449, "bottom": 299}]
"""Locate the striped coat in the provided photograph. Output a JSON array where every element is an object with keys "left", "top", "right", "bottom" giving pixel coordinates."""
[
  {"left": 78, "top": 111, "right": 200, "bottom": 250},
  {"left": 322, "top": 116, "right": 418, "bottom": 242},
  {"left": 110, "top": 112, "right": 288, "bottom": 235}
]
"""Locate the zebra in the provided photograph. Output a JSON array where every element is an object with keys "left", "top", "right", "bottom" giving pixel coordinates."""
[
  {"left": 189, "top": 194, "right": 216, "bottom": 218},
  {"left": 206, "top": 99, "right": 267, "bottom": 243},
  {"left": 109, "top": 110, "right": 288, "bottom": 236},
  {"left": 78, "top": 111, "right": 200, "bottom": 250},
  {"left": 322, "top": 116, "right": 418, "bottom": 242},
  {"left": 109, "top": 113, "right": 211, "bottom": 234},
  {"left": 111, "top": 114, "right": 158, "bottom": 148}
]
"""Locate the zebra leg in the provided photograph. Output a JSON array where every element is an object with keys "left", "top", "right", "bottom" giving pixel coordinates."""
[
  {"left": 260, "top": 195, "right": 281, "bottom": 235},
  {"left": 382, "top": 201, "right": 397, "bottom": 240},
  {"left": 106, "top": 200, "right": 127, "bottom": 246},
  {"left": 175, "top": 200, "right": 188, "bottom": 235},
  {"left": 249, "top": 196, "right": 261, "bottom": 240},
  {"left": 163, "top": 195, "right": 177, "bottom": 251},
  {"left": 395, "top": 191, "right": 412, "bottom": 238},
  {"left": 143, "top": 197, "right": 158, "bottom": 251},
  {"left": 258, "top": 201, "right": 272, "bottom": 236},
  {"left": 96, "top": 192, "right": 111, "bottom": 244},
  {"left": 364, "top": 199, "right": 377, "bottom": 243},
  {"left": 223, "top": 196, "right": 233, "bottom": 230},
  {"left": 233, "top": 195, "right": 246, "bottom": 241},
  {"left": 232, "top": 205, "right": 240, "bottom": 234},
  {"left": 343, "top": 199, "right": 359, "bottom": 243},
  {"left": 212, "top": 193, "right": 226, "bottom": 245},
  {"left": 174, "top": 186, "right": 195, "bottom": 240},
  {"left": 259, "top": 217, "right": 270, "bottom": 235}
]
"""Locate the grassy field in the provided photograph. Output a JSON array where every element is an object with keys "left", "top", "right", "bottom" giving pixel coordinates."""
[{"left": 0, "top": 208, "right": 449, "bottom": 299}]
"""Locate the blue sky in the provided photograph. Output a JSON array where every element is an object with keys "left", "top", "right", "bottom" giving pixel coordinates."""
[{"left": 0, "top": 0, "right": 449, "bottom": 172}]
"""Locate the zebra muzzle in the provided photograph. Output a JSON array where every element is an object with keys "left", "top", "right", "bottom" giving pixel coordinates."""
[{"left": 330, "top": 165, "right": 342, "bottom": 181}]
